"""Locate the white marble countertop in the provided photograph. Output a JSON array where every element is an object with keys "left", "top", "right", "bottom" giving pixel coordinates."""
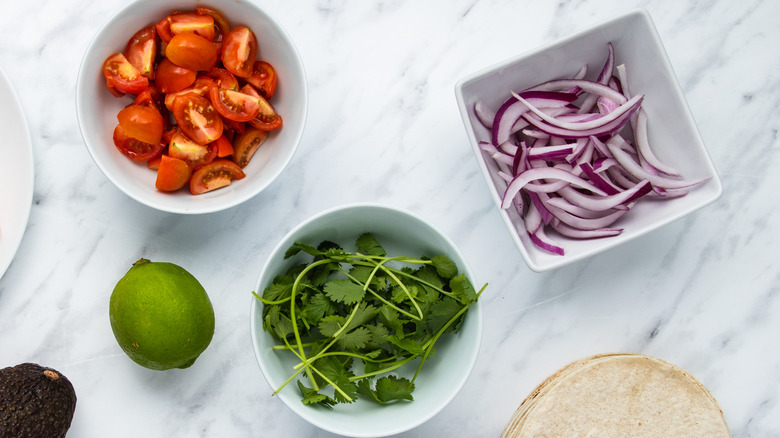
[{"left": 1, "top": 0, "right": 778, "bottom": 436}]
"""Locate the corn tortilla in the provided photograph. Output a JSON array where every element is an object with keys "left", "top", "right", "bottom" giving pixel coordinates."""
[{"left": 502, "top": 353, "right": 730, "bottom": 437}]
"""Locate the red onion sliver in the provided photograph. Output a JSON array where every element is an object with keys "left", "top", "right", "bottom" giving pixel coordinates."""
[
  {"left": 501, "top": 167, "right": 608, "bottom": 209},
  {"left": 551, "top": 221, "right": 622, "bottom": 239}
]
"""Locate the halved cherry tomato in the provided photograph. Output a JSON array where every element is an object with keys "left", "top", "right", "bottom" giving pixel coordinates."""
[
  {"left": 148, "top": 155, "right": 162, "bottom": 170},
  {"left": 168, "top": 130, "right": 218, "bottom": 168},
  {"left": 209, "top": 86, "right": 262, "bottom": 122},
  {"left": 156, "top": 155, "right": 193, "bottom": 191},
  {"left": 134, "top": 86, "right": 167, "bottom": 118},
  {"left": 125, "top": 26, "right": 157, "bottom": 79},
  {"left": 221, "top": 26, "right": 257, "bottom": 77},
  {"left": 113, "top": 124, "right": 165, "bottom": 161},
  {"left": 231, "top": 126, "right": 268, "bottom": 167},
  {"left": 163, "top": 76, "right": 213, "bottom": 110},
  {"left": 241, "top": 84, "right": 283, "bottom": 131},
  {"left": 196, "top": 7, "right": 230, "bottom": 41},
  {"left": 117, "top": 104, "right": 165, "bottom": 145},
  {"left": 166, "top": 32, "right": 218, "bottom": 71},
  {"left": 103, "top": 53, "right": 149, "bottom": 95},
  {"left": 206, "top": 68, "right": 239, "bottom": 91},
  {"left": 171, "top": 93, "right": 223, "bottom": 144},
  {"left": 156, "top": 16, "right": 175, "bottom": 43},
  {"left": 155, "top": 58, "right": 197, "bottom": 93},
  {"left": 169, "top": 13, "right": 215, "bottom": 41},
  {"left": 213, "top": 134, "right": 234, "bottom": 158},
  {"left": 246, "top": 61, "right": 277, "bottom": 99},
  {"left": 189, "top": 159, "right": 246, "bottom": 195}
]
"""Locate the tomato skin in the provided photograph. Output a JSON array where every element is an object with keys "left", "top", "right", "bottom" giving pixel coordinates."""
[
  {"left": 206, "top": 68, "right": 239, "bottom": 91},
  {"left": 117, "top": 104, "right": 165, "bottom": 145},
  {"left": 156, "top": 155, "right": 193, "bottom": 191},
  {"left": 166, "top": 32, "right": 219, "bottom": 71},
  {"left": 171, "top": 93, "right": 224, "bottom": 145},
  {"left": 246, "top": 61, "right": 277, "bottom": 99},
  {"left": 168, "top": 13, "right": 215, "bottom": 41},
  {"left": 168, "top": 129, "right": 218, "bottom": 168},
  {"left": 113, "top": 124, "right": 165, "bottom": 161},
  {"left": 155, "top": 58, "right": 197, "bottom": 93},
  {"left": 125, "top": 25, "right": 157, "bottom": 78},
  {"left": 163, "top": 76, "right": 213, "bottom": 110},
  {"left": 133, "top": 86, "right": 168, "bottom": 121},
  {"left": 231, "top": 126, "right": 268, "bottom": 168},
  {"left": 189, "top": 159, "right": 246, "bottom": 195},
  {"left": 103, "top": 53, "right": 149, "bottom": 95},
  {"left": 221, "top": 26, "right": 257, "bottom": 78},
  {"left": 209, "top": 86, "right": 262, "bottom": 122},
  {"left": 196, "top": 7, "right": 230, "bottom": 41},
  {"left": 241, "top": 84, "right": 283, "bottom": 131},
  {"left": 156, "top": 16, "right": 175, "bottom": 43},
  {"left": 213, "top": 134, "right": 234, "bottom": 157}
]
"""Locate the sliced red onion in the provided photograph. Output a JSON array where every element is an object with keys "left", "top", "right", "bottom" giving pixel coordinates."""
[
  {"left": 501, "top": 167, "right": 607, "bottom": 209},
  {"left": 491, "top": 91, "right": 578, "bottom": 145},
  {"left": 473, "top": 101, "right": 495, "bottom": 128},
  {"left": 551, "top": 221, "right": 622, "bottom": 239},
  {"left": 474, "top": 43, "right": 705, "bottom": 255}
]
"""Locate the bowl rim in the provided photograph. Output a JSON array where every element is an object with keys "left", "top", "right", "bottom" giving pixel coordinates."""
[
  {"left": 248, "top": 202, "right": 484, "bottom": 436},
  {"left": 454, "top": 8, "right": 723, "bottom": 272},
  {"left": 75, "top": 0, "right": 309, "bottom": 215}
]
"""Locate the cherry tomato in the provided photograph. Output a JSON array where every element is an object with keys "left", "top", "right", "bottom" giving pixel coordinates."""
[
  {"left": 213, "top": 134, "right": 234, "bottom": 158},
  {"left": 163, "top": 76, "right": 213, "bottom": 110},
  {"left": 168, "top": 129, "right": 218, "bottom": 168},
  {"left": 231, "top": 126, "right": 268, "bottom": 168},
  {"left": 113, "top": 124, "right": 165, "bottom": 161},
  {"left": 206, "top": 68, "right": 239, "bottom": 91},
  {"left": 133, "top": 86, "right": 167, "bottom": 117},
  {"left": 246, "top": 61, "right": 277, "bottom": 99},
  {"left": 156, "top": 16, "right": 175, "bottom": 43},
  {"left": 103, "top": 53, "right": 149, "bottom": 95},
  {"left": 169, "top": 13, "right": 215, "bottom": 41},
  {"left": 166, "top": 32, "right": 218, "bottom": 71},
  {"left": 189, "top": 159, "right": 246, "bottom": 195},
  {"left": 156, "top": 155, "right": 193, "bottom": 191},
  {"left": 221, "top": 26, "right": 257, "bottom": 78},
  {"left": 171, "top": 93, "right": 223, "bottom": 144},
  {"left": 125, "top": 26, "right": 157, "bottom": 79},
  {"left": 155, "top": 58, "right": 197, "bottom": 93},
  {"left": 209, "top": 86, "right": 262, "bottom": 122},
  {"left": 241, "top": 84, "right": 282, "bottom": 131},
  {"left": 117, "top": 104, "right": 165, "bottom": 145},
  {"left": 196, "top": 7, "right": 230, "bottom": 41}
]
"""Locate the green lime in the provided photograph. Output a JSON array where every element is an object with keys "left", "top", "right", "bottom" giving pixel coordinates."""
[{"left": 109, "top": 259, "right": 215, "bottom": 371}]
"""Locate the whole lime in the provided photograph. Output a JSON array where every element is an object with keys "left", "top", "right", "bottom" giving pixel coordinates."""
[{"left": 109, "top": 259, "right": 215, "bottom": 371}]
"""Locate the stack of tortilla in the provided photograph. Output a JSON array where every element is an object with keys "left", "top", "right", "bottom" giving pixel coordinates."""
[{"left": 502, "top": 353, "right": 730, "bottom": 437}]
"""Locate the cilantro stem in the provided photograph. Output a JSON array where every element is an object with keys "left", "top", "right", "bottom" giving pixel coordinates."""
[
  {"left": 359, "top": 255, "right": 424, "bottom": 321},
  {"left": 338, "top": 267, "right": 421, "bottom": 321},
  {"left": 290, "top": 258, "right": 335, "bottom": 391}
]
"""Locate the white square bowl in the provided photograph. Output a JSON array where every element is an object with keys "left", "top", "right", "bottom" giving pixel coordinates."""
[{"left": 454, "top": 8, "right": 722, "bottom": 272}]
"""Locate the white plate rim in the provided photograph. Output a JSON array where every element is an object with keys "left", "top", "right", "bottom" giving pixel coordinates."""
[{"left": 0, "top": 65, "right": 34, "bottom": 280}]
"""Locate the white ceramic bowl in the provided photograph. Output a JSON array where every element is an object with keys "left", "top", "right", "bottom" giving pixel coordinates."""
[
  {"left": 250, "top": 203, "right": 483, "bottom": 437},
  {"left": 455, "top": 8, "right": 722, "bottom": 272},
  {"left": 76, "top": 0, "right": 307, "bottom": 214}
]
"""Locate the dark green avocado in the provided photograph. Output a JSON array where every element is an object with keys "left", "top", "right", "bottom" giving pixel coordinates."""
[{"left": 0, "top": 363, "right": 77, "bottom": 438}]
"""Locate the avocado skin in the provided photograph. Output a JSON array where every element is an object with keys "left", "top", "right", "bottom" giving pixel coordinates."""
[{"left": 0, "top": 363, "right": 77, "bottom": 438}]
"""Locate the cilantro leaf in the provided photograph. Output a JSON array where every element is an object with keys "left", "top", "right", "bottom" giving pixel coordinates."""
[
  {"left": 337, "top": 326, "right": 373, "bottom": 350},
  {"left": 356, "top": 233, "right": 386, "bottom": 256},
  {"left": 425, "top": 296, "right": 462, "bottom": 335},
  {"left": 264, "top": 306, "right": 294, "bottom": 340},
  {"left": 450, "top": 274, "right": 477, "bottom": 304},
  {"left": 323, "top": 279, "right": 365, "bottom": 305},
  {"left": 302, "top": 293, "right": 337, "bottom": 324},
  {"left": 318, "top": 315, "right": 347, "bottom": 338},
  {"left": 431, "top": 255, "right": 458, "bottom": 279},
  {"left": 387, "top": 334, "right": 425, "bottom": 355},
  {"left": 297, "top": 381, "right": 336, "bottom": 408},
  {"left": 375, "top": 375, "right": 415, "bottom": 403}
]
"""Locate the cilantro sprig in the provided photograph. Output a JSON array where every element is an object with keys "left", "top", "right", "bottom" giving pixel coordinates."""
[{"left": 254, "top": 233, "right": 486, "bottom": 408}]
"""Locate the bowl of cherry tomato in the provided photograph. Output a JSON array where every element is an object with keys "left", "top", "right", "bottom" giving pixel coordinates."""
[{"left": 76, "top": 0, "right": 307, "bottom": 214}]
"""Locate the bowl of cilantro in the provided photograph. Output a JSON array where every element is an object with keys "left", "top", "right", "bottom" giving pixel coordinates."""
[{"left": 250, "top": 203, "right": 484, "bottom": 437}]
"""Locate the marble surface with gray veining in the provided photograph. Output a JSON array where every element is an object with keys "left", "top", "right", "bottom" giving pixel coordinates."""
[{"left": 1, "top": 0, "right": 779, "bottom": 436}]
